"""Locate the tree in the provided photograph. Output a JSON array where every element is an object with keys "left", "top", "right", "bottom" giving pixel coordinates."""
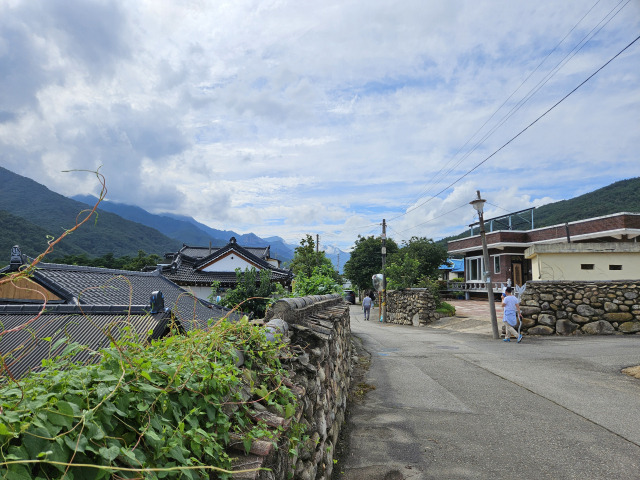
[
  {"left": 293, "top": 264, "right": 343, "bottom": 297},
  {"left": 397, "top": 236, "right": 448, "bottom": 280},
  {"left": 386, "top": 253, "right": 421, "bottom": 290},
  {"left": 289, "top": 234, "right": 338, "bottom": 281},
  {"left": 343, "top": 235, "right": 399, "bottom": 292},
  {"left": 220, "top": 267, "right": 280, "bottom": 318}
]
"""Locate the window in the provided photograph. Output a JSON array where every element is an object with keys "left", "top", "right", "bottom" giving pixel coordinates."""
[
  {"left": 466, "top": 257, "right": 483, "bottom": 281},
  {"left": 493, "top": 256, "right": 501, "bottom": 274},
  {"left": 581, "top": 264, "right": 594, "bottom": 270},
  {"left": 609, "top": 265, "right": 623, "bottom": 271}
]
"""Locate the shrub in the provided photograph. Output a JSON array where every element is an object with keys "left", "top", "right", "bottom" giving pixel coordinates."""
[
  {"left": 436, "top": 301, "right": 456, "bottom": 316},
  {"left": 0, "top": 319, "right": 297, "bottom": 479}
]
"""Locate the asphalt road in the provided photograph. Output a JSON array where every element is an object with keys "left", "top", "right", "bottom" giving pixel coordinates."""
[{"left": 334, "top": 305, "right": 640, "bottom": 480}]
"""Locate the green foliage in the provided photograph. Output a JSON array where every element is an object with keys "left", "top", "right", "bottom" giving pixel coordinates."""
[
  {"left": 50, "top": 250, "right": 162, "bottom": 271},
  {"left": 293, "top": 264, "right": 344, "bottom": 297},
  {"left": 394, "top": 236, "right": 448, "bottom": 281},
  {"left": 207, "top": 281, "right": 222, "bottom": 303},
  {"left": 220, "top": 268, "right": 277, "bottom": 318},
  {"left": 386, "top": 253, "right": 421, "bottom": 290},
  {"left": 343, "top": 235, "right": 399, "bottom": 292},
  {"left": 436, "top": 301, "right": 456, "bottom": 316},
  {"left": 289, "top": 235, "right": 337, "bottom": 280},
  {"left": 0, "top": 319, "right": 297, "bottom": 479}
]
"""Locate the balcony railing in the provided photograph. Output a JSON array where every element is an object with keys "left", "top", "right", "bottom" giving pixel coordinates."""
[{"left": 445, "top": 280, "right": 502, "bottom": 294}]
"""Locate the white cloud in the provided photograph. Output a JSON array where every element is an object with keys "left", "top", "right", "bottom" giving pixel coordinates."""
[{"left": 1, "top": 0, "right": 639, "bottom": 251}]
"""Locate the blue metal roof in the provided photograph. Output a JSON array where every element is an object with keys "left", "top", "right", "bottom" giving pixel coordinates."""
[{"left": 439, "top": 258, "right": 464, "bottom": 272}]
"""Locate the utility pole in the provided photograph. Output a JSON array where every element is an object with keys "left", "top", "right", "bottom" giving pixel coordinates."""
[
  {"left": 316, "top": 234, "right": 319, "bottom": 253},
  {"left": 381, "top": 219, "right": 387, "bottom": 323},
  {"left": 470, "top": 191, "right": 500, "bottom": 340}
]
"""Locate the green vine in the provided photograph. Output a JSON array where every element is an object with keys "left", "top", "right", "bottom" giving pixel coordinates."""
[{"left": 0, "top": 318, "right": 298, "bottom": 479}]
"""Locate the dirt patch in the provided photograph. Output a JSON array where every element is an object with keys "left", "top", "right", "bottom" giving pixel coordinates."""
[{"left": 622, "top": 365, "right": 640, "bottom": 379}]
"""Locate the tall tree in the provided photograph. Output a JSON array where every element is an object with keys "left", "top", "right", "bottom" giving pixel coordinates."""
[
  {"left": 343, "top": 235, "right": 399, "bottom": 292},
  {"left": 400, "top": 237, "right": 447, "bottom": 278},
  {"left": 399, "top": 236, "right": 448, "bottom": 280},
  {"left": 289, "top": 234, "right": 337, "bottom": 280}
]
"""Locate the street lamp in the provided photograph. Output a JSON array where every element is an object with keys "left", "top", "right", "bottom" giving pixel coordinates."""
[{"left": 470, "top": 190, "right": 500, "bottom": 340}]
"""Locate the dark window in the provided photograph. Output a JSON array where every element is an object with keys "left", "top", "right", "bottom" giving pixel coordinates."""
[
  {"left": 609, "top": 265, "right": 623, "bottom": 271},
  {"left": 581, "top": 264, "right": 594, "bottom": 270}
]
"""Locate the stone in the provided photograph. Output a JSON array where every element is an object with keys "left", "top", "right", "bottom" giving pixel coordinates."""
[
  {"left": 618, "top": 322, "right": 640, "bottom": 334},
  {"left": 603, "top": 312, "right": 633, "bottom": 323},
  {"left": 604, "top": 302, "right": 618, "bottom": 312},
  {"left": 576, "top": 304, "right": 596, "bottom": 316},
  {"left": 521, "top": 317, "right": 536, "bottom": 328},
  {"left": 582, "top": 321, "right": 615, "bottom": 335},
  {"left": 520, "top": 306, "right": 541, "bottom": 317},
  {"left": 624, "top": 292, "right": 639, "bottom": 300},
  {"left": 527, "top": 325, "right": 554, "bottom": 335},
  {"left": 556, "top": 319, "right": 578, "bottom": 335},
  {"left": 540, "top": 293, "right": 554, "bottom": 301},
  {"left": 538, "top": 313, "right": 557, "bottom": 326}
]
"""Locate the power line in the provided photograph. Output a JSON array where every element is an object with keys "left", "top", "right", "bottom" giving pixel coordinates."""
[
  {"left": 389, "top": 31, "right": 640, "bottom": 224},
  {"left": 400, "top": 0, "right": 630, "bottom": 217}
]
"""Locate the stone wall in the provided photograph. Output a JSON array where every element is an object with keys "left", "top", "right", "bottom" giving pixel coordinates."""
[
  {"left": 231, "top": 294, "right": 352, "bottom": 479},
  {"left": 386, "top": 289, "right": 440, "bottom": 326},
  {"left": 519, "top": 281, "right": 640, "bottom": 336}
]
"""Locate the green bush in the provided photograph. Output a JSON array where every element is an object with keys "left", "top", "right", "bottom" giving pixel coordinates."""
[
  {"left": 0, "top": 319, "right": 297, "bottom": 479},
  {"left": 436, "top": 301, "right": 456, "bottom": 316}
]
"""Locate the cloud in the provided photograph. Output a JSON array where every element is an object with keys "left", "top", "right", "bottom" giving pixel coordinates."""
[{"left": 0, "top": 0, "right": 638, "bottom": 252}]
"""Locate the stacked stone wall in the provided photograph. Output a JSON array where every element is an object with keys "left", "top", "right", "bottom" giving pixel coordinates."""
[
  {"left": 233, "top": 294, "right": 352, "bottom": 479},
  {"left": 520, "top": 281, "right": 640, "bottom": 336},
  {"left": 386, "top": 289, "right": 440, "bottom": 325}
]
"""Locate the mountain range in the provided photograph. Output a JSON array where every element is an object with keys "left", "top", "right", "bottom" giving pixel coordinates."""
[
  {"left": 2, "top": 165, "right": 638, "bottom": 269},
  {"left": 0, "top": 166, "right": 349, "bottom": 269}
]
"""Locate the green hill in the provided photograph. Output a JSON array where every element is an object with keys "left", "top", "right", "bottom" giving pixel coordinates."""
[
  {"left": 0, "top": 167, "right": 180, "bottom": 260},
  {"left": 438, "top": 177, "right": 640, "bottom": 248},
  {"left": 533, "top": 177, "right": 640, "bottom": 228}
]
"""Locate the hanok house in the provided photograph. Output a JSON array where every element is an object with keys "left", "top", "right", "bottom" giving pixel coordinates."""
[
  {"left": 157, "top": 237, "right": 294, "bottom": 300},
  {"left": 447, "top": 211, "right": 640, "bottom": 295},
  {"left": 0, "top": 246, "right": 239, "bottom": 380}
]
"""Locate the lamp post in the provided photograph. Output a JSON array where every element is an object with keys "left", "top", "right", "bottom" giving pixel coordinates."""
[{"left": 470, "top": 190, "right": 500, "bottom": 340}]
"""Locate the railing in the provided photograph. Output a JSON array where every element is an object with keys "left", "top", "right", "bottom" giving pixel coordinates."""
[{"left": 445, "top": 281, "right": 502, "bottom": 294}]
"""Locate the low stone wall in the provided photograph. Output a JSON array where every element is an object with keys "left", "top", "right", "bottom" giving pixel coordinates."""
[
  {"left": 520, "top": 281, "right": 640, "bottom": 335},
  {"left": 232, "top": 294, "right": 352, "bottom": 479},
  {"left": 386, "top": 288, "right": 440, "bottom": 326}
]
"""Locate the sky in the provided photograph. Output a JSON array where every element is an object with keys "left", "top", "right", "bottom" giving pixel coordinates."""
[{"left": 1, "top": 0, "right": 639, "bottom": 252}]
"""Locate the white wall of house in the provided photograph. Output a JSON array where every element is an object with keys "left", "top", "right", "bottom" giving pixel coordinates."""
[
  {"left": 183, "top": 285, "right": 212, "bottom": 301},
  {"left": 201, "top": 254, "right": 260, "bottom": 272},
  {"left": 526, "top": 243, "right": 640, "bottom": 281}
]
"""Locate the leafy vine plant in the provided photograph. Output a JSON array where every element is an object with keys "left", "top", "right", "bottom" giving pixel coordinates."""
[{"left": 0, "top": 170, "right": 300, "bottom": 479}]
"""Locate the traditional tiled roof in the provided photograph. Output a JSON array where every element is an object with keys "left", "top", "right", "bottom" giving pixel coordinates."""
[
  {"left": 0, "top": 262, "right": 239, "bottom": 330},
  {"left": 175, "top": 244, "right": 270, "bottom": 261},
  {"left": 161, "top": 239, "right": 292, "bottom": 288},
  {"left": 0, "top": 304, "right": 169, "bottom": 380}
]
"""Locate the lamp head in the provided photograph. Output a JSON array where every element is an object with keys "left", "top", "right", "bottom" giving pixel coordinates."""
[{"left": 470, "top": 197, "right": 485, "bottom": 214}]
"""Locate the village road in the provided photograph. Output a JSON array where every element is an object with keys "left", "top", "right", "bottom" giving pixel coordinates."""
[{"left": 334, "top": 303, "right": 640, "bottom": 480}]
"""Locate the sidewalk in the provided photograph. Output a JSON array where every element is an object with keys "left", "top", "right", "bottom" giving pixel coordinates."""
[{"left": 428, "top": 299, "right": 502, "bottom": 335}]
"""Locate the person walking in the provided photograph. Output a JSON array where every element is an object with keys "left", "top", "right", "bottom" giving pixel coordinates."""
[
  {"left": 362, "top": 293, "right": 372, "bottom": 321},
  {"left": 502, "top": 286, "right": 522, "bottom": 343}
]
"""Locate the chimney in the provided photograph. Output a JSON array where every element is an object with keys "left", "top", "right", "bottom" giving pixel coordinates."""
[
  {"left": 9, "top": 245, "right": 24, "bottom": 271},
  {"left": 150, "top": 291, "right": 165, "bottom": 314}
]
